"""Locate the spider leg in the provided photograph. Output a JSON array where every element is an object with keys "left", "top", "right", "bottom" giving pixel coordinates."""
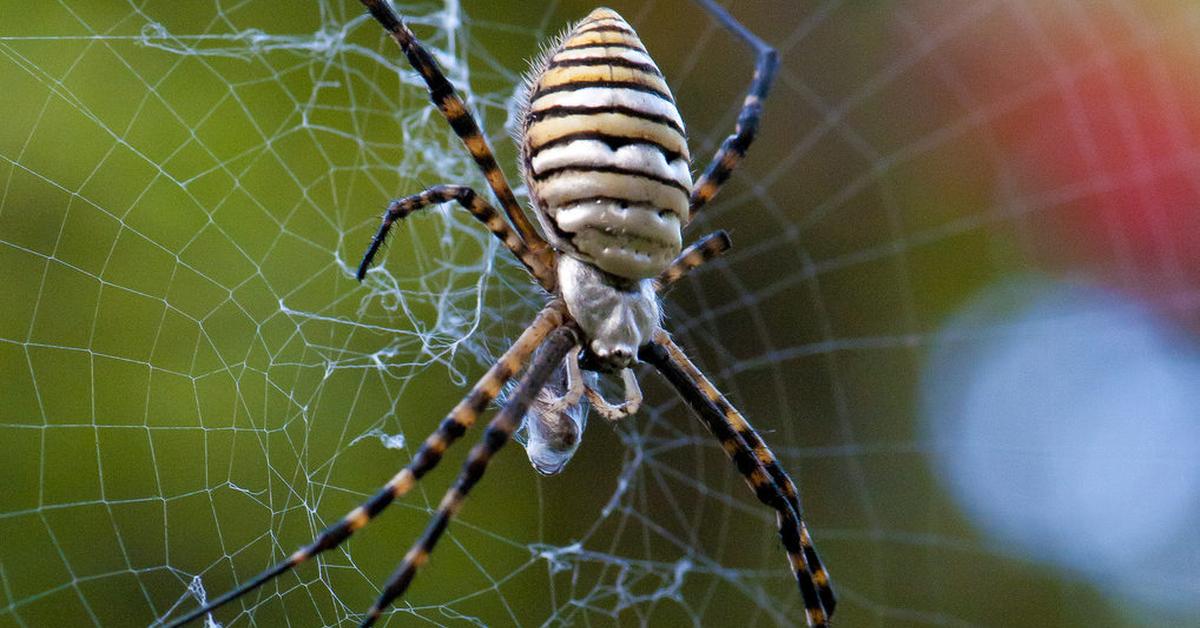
[
  {"left": 656, "top": 230, "right": 732, "bottom": 293},
  {"left": 357, "top": 184, "right": 554, "bottom": 287},
  {"left": 360, "top": 325, "right": 580, "bottom": 626},
  {"left": 359, "top": 0, "right": 553, "bottom": 268},
  {"left": 687, "top": 0, "right": 778, "bottom": 219},
  {"left": 639, "top": 330, "right": 835, "bottom": 627},
  {"left": 538, "top": 346, "right": 584, "bottom": 414},
  {"left": 655, "top": 236, "right": 835, "bottom": 615},
  {"left": 164, "top": 303, "right": 567, "bottom": 628},
  {"left": 584, "top": 368, "right": 643, "bottom": 421}
]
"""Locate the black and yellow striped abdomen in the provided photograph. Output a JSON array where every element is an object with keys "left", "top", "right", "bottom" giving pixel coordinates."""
[{"left": 519, "top": 8, "right": 691, "bottom": 280}]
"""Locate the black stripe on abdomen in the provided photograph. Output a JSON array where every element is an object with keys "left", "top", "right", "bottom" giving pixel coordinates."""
[
  {"left": 533, "top": 164, "right": 690, "bottom": 195},
  {"left": 527, "top": 104, "right": 685, "bottom": 136},
  {"left": 527, "top": 131, "right": 685, "bottom": 164},
  {"left": 530, "top": 80, "right": 674, "bottom": 104}
]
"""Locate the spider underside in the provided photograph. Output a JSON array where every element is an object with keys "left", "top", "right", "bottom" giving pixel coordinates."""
[{"left": 167, "top": 2, "right": 836, "bottom": 626}]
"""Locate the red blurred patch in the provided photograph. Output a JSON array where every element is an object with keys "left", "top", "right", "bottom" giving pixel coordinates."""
[{"left": 904, "top": 2, "right": 1200, "bottom": 324}]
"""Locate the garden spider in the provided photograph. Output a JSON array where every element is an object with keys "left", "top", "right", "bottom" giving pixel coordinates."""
[{"left": 168, "top": 1, "right": 835, "bottom": 626}]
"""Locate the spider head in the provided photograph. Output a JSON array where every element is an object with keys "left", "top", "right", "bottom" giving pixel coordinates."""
[
  {"left": 586, "top": 343, "right": 635, "bottom": 370},
  {"left": 558, "top": 256, "right": 660, "bottom": 372}
]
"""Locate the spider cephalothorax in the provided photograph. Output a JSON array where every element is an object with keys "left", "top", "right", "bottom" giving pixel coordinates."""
[{"left": 168, "top": 3, "right": 836, "bottom": 627}]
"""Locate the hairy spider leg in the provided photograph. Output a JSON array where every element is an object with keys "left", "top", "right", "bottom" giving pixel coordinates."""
[
  {"left": 640, "top": 332, "right": 835, "bottom": 627},
  {"left": 657, "top": 332, "right": 836, "bottom": 616},
  {"left": 687, "top": 0, "right": 779, "bottom": 218},
  {"left": 359, "top": 0, "right": 555, "bottom": 271},
  {"left": 357, "top": 184, "right": 554, "bottom": 286},
  {"left": 361, "top": 325, "right": 580, "bottom": 626},
  {"left": 165, "top": 304, "right": 568, "bottom": 627},
  {"left": 656, "top": 230, "right": 732, "bottom": 292},
  {"left": 584, "top": 368, "right": 643, "bottom": 421}
]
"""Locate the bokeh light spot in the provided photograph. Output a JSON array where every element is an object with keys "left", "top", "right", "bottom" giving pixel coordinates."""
[{"left": 922, "top": 277, "right": 1200, "bottom": 615}]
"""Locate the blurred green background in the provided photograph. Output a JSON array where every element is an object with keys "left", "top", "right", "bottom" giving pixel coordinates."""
[{"left": 2, "top": 1, "right": 1198, "bottom": 626}]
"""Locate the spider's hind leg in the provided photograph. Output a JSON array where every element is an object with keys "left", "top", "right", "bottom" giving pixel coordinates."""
[
  {"left": 359, "top": 0, "right": 550, "bottom": 258},
  {"left": 357, "top": 184, "right": 553, "bottom": 287},
  {"left": 657, "top": 230, "right": 732, "bottom": 293},
  {"left": 687, "top": 0, "right": 779, "bottom": 218}
]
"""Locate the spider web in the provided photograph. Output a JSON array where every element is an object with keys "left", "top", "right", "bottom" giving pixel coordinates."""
[{"left": 2, "top": 1, "right": 1199, "bottom": 626}]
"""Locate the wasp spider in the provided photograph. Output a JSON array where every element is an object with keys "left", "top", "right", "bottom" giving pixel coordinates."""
[{"left": 168, "top": 1, "right": 836, "bottom": 626}]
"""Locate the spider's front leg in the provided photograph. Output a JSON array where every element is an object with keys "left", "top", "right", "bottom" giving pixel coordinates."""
[
  {"left": 361, "top": 324, "right": 580, "bottom": 626},
  {"left": 640, "top": 334, "right": 835, "bottom": 626},
  {"left": 537, "top": 347, "right": 585, "bottom": 414},
  {"left": 648, "top": 235, "right": 836, "bottom": 624},
  {"left": 585, "top": 369, "right": 643, "bottom": 421},
  {"left": 357, "top": 184, "right": 554, "bottom": 288},
  {"left": 164, "top": 304, "right": 569, "bottom": 627}
]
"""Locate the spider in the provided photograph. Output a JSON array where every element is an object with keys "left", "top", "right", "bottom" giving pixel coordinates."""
[{"left": 167, "top": 1, "right": 835, "bottom": 626}]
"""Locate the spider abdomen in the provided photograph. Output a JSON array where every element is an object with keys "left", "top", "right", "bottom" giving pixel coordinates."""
[{"left": 519, "top": 8, "right": 691, "bottom": 280}]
